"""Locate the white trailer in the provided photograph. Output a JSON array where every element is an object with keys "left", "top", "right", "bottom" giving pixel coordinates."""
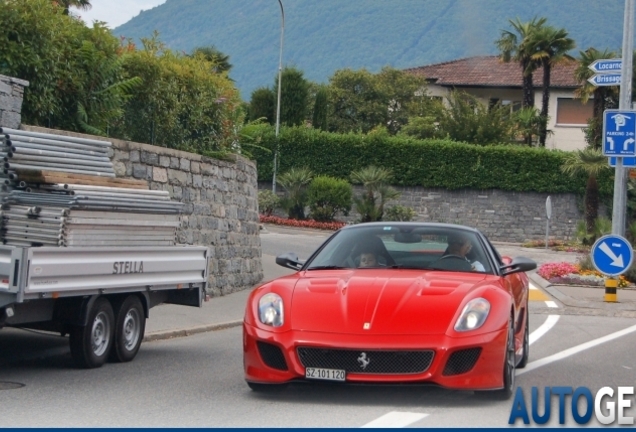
[{"left": 0, "top": 245, "right": 210, "bottom": 368}]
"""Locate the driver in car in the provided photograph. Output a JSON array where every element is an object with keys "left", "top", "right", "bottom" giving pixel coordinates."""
[{"left": 444, "top": 235, "right": 485, "bottom": 272}]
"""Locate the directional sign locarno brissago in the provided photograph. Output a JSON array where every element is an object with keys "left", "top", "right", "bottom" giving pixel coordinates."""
[
  {"left": 591, "top": 234, "right": 634, "bottom": 276},
  {"left": 588, "top": 59, "right": 622, "bottom": 74},
  {"left": 588, "top": 73, "right": 622, "bottom": 86}
]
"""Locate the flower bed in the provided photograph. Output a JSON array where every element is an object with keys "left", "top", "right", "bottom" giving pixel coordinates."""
[
  {"left": 521, "top": 239, "right": 588, "bottom": 253},
  {"left": 260, "top": 215, "right": 346, "bottom": 231},
  {"left": 537, "top": 262, "right": 629, "bottom": 288}
]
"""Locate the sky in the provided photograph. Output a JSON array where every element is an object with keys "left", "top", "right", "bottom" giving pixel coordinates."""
[{"left": 73, "top": 0, "right": 166, "bottom": 29}]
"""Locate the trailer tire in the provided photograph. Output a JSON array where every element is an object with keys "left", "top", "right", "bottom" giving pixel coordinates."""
[
  {"left": 69, "top": 297, "right": 114, "bottom": 369},
  {"left": 109, "top": 295, "right": 145, "bottom": 363}
]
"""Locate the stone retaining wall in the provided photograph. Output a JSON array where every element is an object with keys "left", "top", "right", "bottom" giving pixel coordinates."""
[
  {"left": 0, "top": 74, "right": 28, "bottom": 129},
  {"left": 23, "top": 126, "right": 263, "bottom": 296},
  {"left": 259, "top": 183, "right": 591, "bottom": 243}
]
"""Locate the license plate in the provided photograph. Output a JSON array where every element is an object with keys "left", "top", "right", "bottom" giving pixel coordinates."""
[{"left": 305, "top": 367, "right": 346, "bottom": 382}]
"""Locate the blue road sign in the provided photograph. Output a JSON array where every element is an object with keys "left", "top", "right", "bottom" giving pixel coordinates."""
[
  {"left": 591, "top": 235, "right": 634, "bottom": 276},
  {"left": 588, "top": 59, "right": 622, "bottom": 74},
  {"left": 588, "top": 74, "right": 622, "bottom": 86},
  {"left": 603, "top": 110, "right": 636, "bottom": 156},
  {"left": 608, "top": 156, "right": 636, "bottom": 167}
]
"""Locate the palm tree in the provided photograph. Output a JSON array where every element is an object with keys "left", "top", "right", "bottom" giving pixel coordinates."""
[
  {"left": 277, "top": 167, "right": 313, "bottom": 219},
  {"left": 496, "top": 17, "right": 546, "bottom": 109},
  {"left": 514, "top": 107, "right": 543, "bottom": 145},
  {"left": 55, "top": 0, "right": 92, "bottom": 15},
  {"left": 350, "top": 166, "right": 400, "bottom": 222},
  {"left": 574, "top": 48, "right": 620, "bottom": 149},
  {"left": 561, "top": 148, "right": 609, "bottom": 239},
  {"left": 529, "top": 25, "right": 576, "bottom": 147},
  {"left": 191, "top": 46, "right": 233, "bottom": 74}
]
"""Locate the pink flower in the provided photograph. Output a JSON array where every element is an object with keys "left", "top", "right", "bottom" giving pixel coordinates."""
[{"left": 537, "top": 262, "right": 578, "bottom": 279}]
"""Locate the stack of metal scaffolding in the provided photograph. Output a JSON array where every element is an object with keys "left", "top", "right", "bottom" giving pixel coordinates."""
[
  {"left": 0, "top": 127, "right": 115, "bottom": 188},
  {"left": 1, "top": 189, "right": 182, "bottom": 247},
  {"left": 0, "top": 129, "right": 187, "bottom": 248}
]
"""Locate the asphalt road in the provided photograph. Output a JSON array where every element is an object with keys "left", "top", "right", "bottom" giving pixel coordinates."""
[
  {"left": 0, "top": 314, "right": 635, "bottom": 427},
  {"left": 1, "top": 225, "right": 635, "bottom": 427}
]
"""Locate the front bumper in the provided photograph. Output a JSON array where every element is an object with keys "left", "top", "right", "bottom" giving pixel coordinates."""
[{"left": 243, "top": 323, "right": 507, "bottom": 390}]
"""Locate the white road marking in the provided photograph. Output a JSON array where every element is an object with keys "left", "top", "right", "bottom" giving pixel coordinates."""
[
  {"left": 529, "top": 315, "right": 560, "bottom": 346},
  {"left": 517, "top": 324, "right": 636, "bottom": 376},
  {"left": 545, "top": 301, "right": 558, "bottom": 308},
  {"left": 529, "top": 283, "right": 538, "bottom": 290},
  {"left": 361, "top": 411, "right": 429, "bottom": 428}
]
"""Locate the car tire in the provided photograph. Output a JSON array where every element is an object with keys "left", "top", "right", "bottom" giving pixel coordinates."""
[
  {"left": 109, "top": 295, "right": 146, "bottom": 363},
  {"left": 516, "top": 306, "right": 529, "bottom": 369},
  {"left": 69, "top": 297, "right": 114, "bottom": 369},
  {"left": 476, "top": 317, "right": 516, "bottom": 400},
  {"left": 247, "top": 382, "right": 288, "bottom": 392}
]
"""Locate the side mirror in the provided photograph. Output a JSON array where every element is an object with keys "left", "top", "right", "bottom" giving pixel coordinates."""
[
  {"left": 276, "top": 252, "right": 303, "bottom": 270},
  {"left": 500, "top": 256, "right": 537, "bottom": 276}
]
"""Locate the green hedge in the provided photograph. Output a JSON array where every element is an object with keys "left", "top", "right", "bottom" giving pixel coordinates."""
[{"left": 249, "top": 126, "right": 612, "bottom": 196}]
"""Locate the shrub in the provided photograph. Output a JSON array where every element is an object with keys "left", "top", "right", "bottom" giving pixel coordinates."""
[
  {"left": 260, "top": 215, "right": 345, "bottom": 231},
  {"left": 258, "top": 190, "right": 280, "bottom": 216},
  {"left": 248, "top": 125, "right": 611, "bottom": 196},
  {"left": 537, "top": 262, "right": 578, "bottom": 280},
  {"left": 384, "top": 205, "right": 417, "bottom": 221},
  {"left": 277, "top": 167, "right": 313, "bottom": 219},
  {"left": 307, "top": 176, "right": 352, "bottom": 222}
]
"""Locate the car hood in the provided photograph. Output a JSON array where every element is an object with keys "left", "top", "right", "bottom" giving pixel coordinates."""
[{"left": 290, "top": 269, "right": 489, "bottom": 335}]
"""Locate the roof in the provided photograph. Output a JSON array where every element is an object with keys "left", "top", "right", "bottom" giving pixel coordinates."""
[{"left": 405, "top": 55, "right": 580, "bottom": 89}]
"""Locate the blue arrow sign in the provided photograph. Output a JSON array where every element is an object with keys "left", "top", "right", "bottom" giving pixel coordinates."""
[
  {"left": 588, "top": 59, "right": 622, "bottom": 74},
  {"left": 608, "top": 156, "right": 636, "bottom": 167},
  {"left": 591, "top": 234, "right": 634, "bottom": 276},
  {"left": 603, "top": 110, "right": 636, "bottom": 156},
  {"left": 588, "top": 74, "right": 622, "bottom": 86}
]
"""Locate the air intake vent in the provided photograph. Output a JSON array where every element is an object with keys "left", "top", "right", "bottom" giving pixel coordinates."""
[
  {"left": 443, "top": 348, "right": 482, "bottom": 376},
  {"left": 256, "top": 341, "right": 288, "bottom": 371}
]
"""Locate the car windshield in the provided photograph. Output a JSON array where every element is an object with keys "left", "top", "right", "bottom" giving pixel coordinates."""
[{"left": 305, "top": 224, "right": 493, "bottom": 274}]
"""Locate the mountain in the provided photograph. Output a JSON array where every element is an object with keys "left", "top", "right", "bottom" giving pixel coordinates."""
[{"left": 115, "top": 0, "right": 626, "bottom": 100}]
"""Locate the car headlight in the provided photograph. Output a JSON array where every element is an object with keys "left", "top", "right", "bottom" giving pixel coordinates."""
[
  {"left": 258, "top": 293, "right": 284, "bottom": 327},
  {"left": 454, "top": 298, "right": 490, "bottom": 332}
]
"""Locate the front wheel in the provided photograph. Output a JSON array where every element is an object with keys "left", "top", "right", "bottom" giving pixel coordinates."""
[
  {"left": 109, "top": 295, "right": 146, "bottom": 363},
  {"left": 69, "top": 297, "right": 114, "bottom": 369},
  {"left": 476, "top": 317, "right": 516, "bottom": 400}
]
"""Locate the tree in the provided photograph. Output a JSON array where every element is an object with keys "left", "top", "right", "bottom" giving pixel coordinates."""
[
  {"left": 437, "top": 91, "right": 515, "bottom": 144},
  {"left": 191, "top": 46, "right": 232, "bottom": 74},
  {"left": 574, "top": 48, "right": 620, "bottom": 149},
  {"left": 56, "top": 0, "right": 91, "bottom": 15},
  {"left": 277, "top": 167, "right": 313, "bottom": 219},
  {"left": 274, "top": 66, "right": 310, "bottom": 127},
  {"left": 561, "top": 148, "right": 609, "bottom": 239},
  {"left": 312, "top": 85, "right": 329, "bottom": 130},
  {"left": 350, "top": 166, "right": 399, "bottom": 222},
  {"left": 513, "top": 107, "right": 543, "bottom": 145},
  {"left": 496, "top": 17, "right": 546, "bottom": 109},
  {"left": 248, "top": 87, "right": 275, "bottom": 124},
  {"left": 326, "top": 67, "right": 429, "bottom": 134},
  {"left": 529, "top": 25, "right": 576, "bottom": 146}
]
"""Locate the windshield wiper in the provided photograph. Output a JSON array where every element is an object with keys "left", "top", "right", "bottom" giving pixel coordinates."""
[
  {"left": 387, "top": 265, "right": 424, "bottom": 270},
  {"left": 306, "top": 265, "right": 349, "bottom": 270}
]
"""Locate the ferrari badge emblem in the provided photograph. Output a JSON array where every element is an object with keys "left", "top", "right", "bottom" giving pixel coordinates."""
[
  {"left": 363, "top": 322, "right": 370, "bottom": 330},
  {"left": 357, "top": 352, "right": 370, "bottom": 370}
]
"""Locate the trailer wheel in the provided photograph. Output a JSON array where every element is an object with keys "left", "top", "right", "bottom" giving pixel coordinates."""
[
  {"left": 109, "top": 295, "right": 146, "bottom": 363},
  {"left": 69, "top": 297, "right": 114, "bottom": 369}
]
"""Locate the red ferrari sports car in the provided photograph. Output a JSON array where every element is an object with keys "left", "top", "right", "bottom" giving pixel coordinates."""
[{"left": 243, "top": 222, "right": 536, "bottom": 399}]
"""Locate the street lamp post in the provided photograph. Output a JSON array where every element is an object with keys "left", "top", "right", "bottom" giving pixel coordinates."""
[{"left": 272, "top": 0, "right": 285, "bottom": 193}]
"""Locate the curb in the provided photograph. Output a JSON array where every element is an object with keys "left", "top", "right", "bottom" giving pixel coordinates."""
[
  {"left": 528, "top": 272, "right": 636, "bottom": 313},
  {"left": 143, "top": 320, "right": 243, "bottom": 342}
]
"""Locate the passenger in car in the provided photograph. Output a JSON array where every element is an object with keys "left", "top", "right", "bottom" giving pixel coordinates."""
[{"left": 358, "top": 251, "right": 378, "bottom": 268}]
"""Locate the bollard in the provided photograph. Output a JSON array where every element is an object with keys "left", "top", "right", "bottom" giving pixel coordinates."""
[{"left": 604, "top": 277, "right": 618, "bottom": 303}]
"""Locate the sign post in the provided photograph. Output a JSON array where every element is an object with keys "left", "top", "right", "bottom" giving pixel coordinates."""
[
  {"left": 591, "top": 234, "right": 634, "bottom": 302},
  {"left": 545, "top": 196, "right": 552, "bottom": 249}
]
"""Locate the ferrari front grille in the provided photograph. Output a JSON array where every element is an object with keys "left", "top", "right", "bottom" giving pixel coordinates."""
[
  {"left": 443, "top": 347, "right": 482, "bottom": 376},
  {"left": 296, "top": 347, "right": 434, "bottom": 374},
  {"left": 256, "top": 341, "right": 288, "bottom": 371}
]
